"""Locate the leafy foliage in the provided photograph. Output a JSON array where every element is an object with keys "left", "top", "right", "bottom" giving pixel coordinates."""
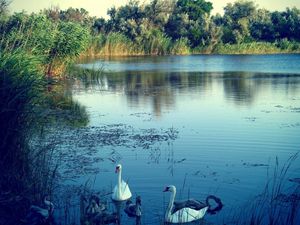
[
  {"left": 0, "top": 50, "right": 44, "bottom": 191},
  {"left": 84, "top": 0, "right": 300, "bottom": 54}
]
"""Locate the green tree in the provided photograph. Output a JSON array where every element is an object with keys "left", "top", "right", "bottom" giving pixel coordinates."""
[
  {"left": 60, "top": 7, "right": 93, "bottom": 26},
  {"left": 250, "top": 9, "right": 275, "bottom": 41},
  {"left": 0, "top": 0, "right": 9, "bottom": 17},
  {"left": 165, "top": 0, "right": 213, "bottom": 47},
  {"left": 106, "top": 1, "right": 144, "bottom": 39},
  {"left": 43, "top": 5, "right": 61, "bottom": 22},
  {"left": 222, "top": 0, "right": 257, "bottom": 43},
  {"left": 271, "top": 7, "right": 300, "bottom": 41},
  {"left": 144, "top": 0, "right": 176, "bottom": 29},
  {"left": 177, "top": 0, "right": 213, "bottom": 20},
  {"left": 93, "top": 17, "right": 107, "bottom": 33}
]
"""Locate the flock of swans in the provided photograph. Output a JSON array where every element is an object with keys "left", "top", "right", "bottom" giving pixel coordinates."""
[
  {"left": 110, "top": 164, "right": 223, "bottom": 224},
  {"left": 24, "top": 163, "right": 222, "bottom": 224}
]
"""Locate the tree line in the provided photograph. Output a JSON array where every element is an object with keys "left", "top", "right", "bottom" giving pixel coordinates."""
[
  {"left": 1, "top": 0, "right": 300, "bottom": 58},
  {"left": 0, "top": 0, "right": 300, "bottom": 223},
  {"left": 92, "top": 0, "right": 300, "bottom": 53}
]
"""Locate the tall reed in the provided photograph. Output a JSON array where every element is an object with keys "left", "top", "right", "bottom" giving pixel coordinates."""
[
  {"left": 171, "top": 37, "right": 191, "bottom": 55},
  {"left": 213, "top": 41, "right": 300, "bottom": 54},
  {"left": 228, "top": 153, "right": 300, "bottom": 225},
  {"left": 0, "top": 49, "right": 48, "bottom": 224}
]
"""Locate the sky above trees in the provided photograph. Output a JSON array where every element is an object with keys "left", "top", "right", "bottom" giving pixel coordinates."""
[{"left": 9, "top": 0, "right": 300, "bottom": 17}]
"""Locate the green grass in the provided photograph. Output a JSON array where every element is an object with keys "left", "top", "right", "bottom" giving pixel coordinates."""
[
  {"left": 171, "top": 37, "right": 191, "bottom": 55},
  {"left": 85, "top": 37, "right": 300, "bottom": 56},
  {"left": 84, "top": 32, "right": 141, "bottom": 56},
  {"left": 84, "top": 32, "right": 191, "bottom": 56},
  {"left": 0, "top": 49, "right": 46, "bottom": 223},
  {"left": 213, "top": 41, "right": 300, "bottom": 54}
]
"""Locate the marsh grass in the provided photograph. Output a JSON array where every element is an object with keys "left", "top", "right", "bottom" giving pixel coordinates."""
[
  {"left": 69, "top": 65, "right": 104, "bottom": 81},
  {"left": 84, "top": 35, "right": 300, "bottom": 57},
  {"left": 84, "top": 32, "right": 191, "bottom": 57},
  {"left": 171, "top": 38, "right": 191, "bottom": 55},
  {"left": 227, "top": 153, "right": 300, "bottom": 225},
  {"left": 0, "top": 49, "right": 59, "bottom": 224},
  {"left": 213, "top": 42, "right": 300, "bottom": 54},
  {"left": 0, "top": 18, "right": 89, "bottom": 224},
  {"left": 86, "top": 32, "right": 143, "bottom": 56}
]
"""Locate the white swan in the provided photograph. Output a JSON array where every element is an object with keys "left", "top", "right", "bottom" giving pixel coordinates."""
[
  {"left": 112, "top": 164, "right": 132, "bottom": 201},
  {"left": 163, "top": 185, "right": 208, "bottom": 223}
]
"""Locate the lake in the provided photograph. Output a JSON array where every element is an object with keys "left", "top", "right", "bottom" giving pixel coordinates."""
[{"left": 54, "top": 54, "right": 300, "bottom": 224}]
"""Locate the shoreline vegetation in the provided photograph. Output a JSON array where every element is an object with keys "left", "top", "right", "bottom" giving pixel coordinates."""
[
  {"left": 84, "top": 39, "right": 300, "bottom": 57},
  {"left": 0, "top": 0, "right": 300, "bottom": 224},
  {"left": 0, "top": 1, "right": 299, "bottom": 65}
]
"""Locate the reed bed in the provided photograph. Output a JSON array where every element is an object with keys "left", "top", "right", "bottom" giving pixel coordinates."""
[
  {"left": 0, "top": 13, "right": 90, "bottom": 224},
  {"left": 84, "top": 32, "right": 191, "bottom": 57},
  {"left": 213, "top": 42, "right": 300, "bottom": 54},
  {"left": 227, "top": 152, "right": 300, "bottom": 225},
  {"left": 0, "top": 49, "right": 55, "bottom": 225}
]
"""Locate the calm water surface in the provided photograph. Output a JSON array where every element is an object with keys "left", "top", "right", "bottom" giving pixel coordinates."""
[{"left": 59, "top": 55, "right": 300, "bottom": 224}]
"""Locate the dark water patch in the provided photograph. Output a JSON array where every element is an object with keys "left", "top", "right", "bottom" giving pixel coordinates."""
[
  {"left": 289, "top": 178, "right": 300, "bottom": 184},
  {"left": 280, "top": 123, "right": 300, "bottom": 128},
  {"left": 290, "top": 107, "right": 300, "bottom": 113},
  {"left": 242, "top": 162, "right": 269, "bottom": 167},
  {"left": 129, "top": 112, "right": 153, "bottom": 121},
  {"left": 244, "top": 117, "right": 257, "bottom": 122},
  {"left": 175, "top": 158, "right": 187, "bottom": 164},
  {"left": 192, "top": 167, "right": 219, "bottom": 179},
  {"left": 261, "top": 110, "right": 272, "bottom": 113},
  {"left": 223, "top": 178, "right": 241, "bottom": 184},
  {"left": 275, "top": 193, "right": 300, "bottom": 203},
  {"left": 275, "top": 105, "right": 284, "bottom": 108}
]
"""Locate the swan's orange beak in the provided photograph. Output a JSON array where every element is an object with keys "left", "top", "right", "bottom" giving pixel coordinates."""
[
  {"left": 115, "top": 166, "right": 119, "bottom": 173},
  {"left": 163, "top": 187, "right": 169, "bottom": 192}
]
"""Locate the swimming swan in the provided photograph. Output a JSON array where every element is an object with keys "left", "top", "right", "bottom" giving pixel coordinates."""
[
  {"left": 112, "top": 164, "right": 132, "bottom": 201},
  {"left": 124, "top": 196, "right": 142, "bottom": 217},
  {"left": 163, "top": 185, "right": 208, "bottom": 223}
]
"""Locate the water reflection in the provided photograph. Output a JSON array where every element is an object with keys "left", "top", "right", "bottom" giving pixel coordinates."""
[
  {"left": 62, "top": 56, "right": 300, "bottom": 225},
  {"left": 222, "top": 72, "right": 257, "bottom": 105},
  {"left": 74, "top": 70, "right": 300, "bottom": 116},
  {"left": 46, "top": 82, "right": 89, "bottom": 127}
]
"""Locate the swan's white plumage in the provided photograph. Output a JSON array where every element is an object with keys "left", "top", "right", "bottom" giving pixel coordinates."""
[
  {"left": 112, "top": 180, "right": 132, "bottom": 201},
  {"left": 166, "top": 206, "right": 208, "bottom": 223},
  {"left": 164, "top": 185, "right": 208, "bottom": 223},
  {"left": 112, "top": 164, "right": 132, "bottom": 201}
]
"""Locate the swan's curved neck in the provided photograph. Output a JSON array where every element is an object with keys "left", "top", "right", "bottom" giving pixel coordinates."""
[
  {"left": 166, "top": 189, "right": 176, "bottom": 219},
  {"left": 117, "top": 169, "right": 122, "bottom": 195}
]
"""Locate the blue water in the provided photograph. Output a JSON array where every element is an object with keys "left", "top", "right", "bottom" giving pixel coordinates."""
[
  {"left": 79, "top": 54, "right": 300, "bottom": 74},
  {"left": 57, "top": 55, "right": 300, "bottom": 224}
]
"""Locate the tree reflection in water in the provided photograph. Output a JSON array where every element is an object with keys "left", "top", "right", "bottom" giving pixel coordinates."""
[{"left": 73, "top": 69, "right": 300, "bottom": 116}]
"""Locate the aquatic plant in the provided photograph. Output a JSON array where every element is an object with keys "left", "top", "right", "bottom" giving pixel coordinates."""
[
  {"left": 171, "top": 37, "right": 191, "bottom": 55},
  {"left": 212, "top": 39, "right": 300, "bottom": 54},
  {"left": 228, "top": 153, "right": 300, "bottom": 225},
  {"left": 68, "top": 64, "right": 104, "bottom": 84}
]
